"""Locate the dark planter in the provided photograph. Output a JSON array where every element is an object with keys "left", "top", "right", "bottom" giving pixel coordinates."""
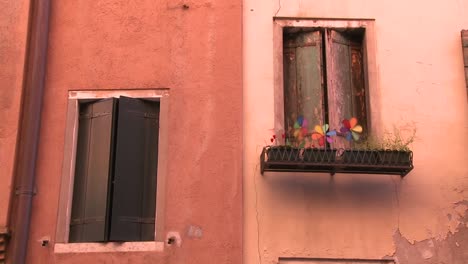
[
  {"left": 378, "top": 150, "right": 412, "bottom": 165},
  {"left": 303, "top": 148, "right": 336, "bottom": 163},
  {"left": 260, "top": 146, "right": 414, "bottom": 176},
  {"left": 343, "top": 149, "right": 379, "bottom": 165},
  {"left": 266, "top": 146, "right": 300, "bottom": 162}
]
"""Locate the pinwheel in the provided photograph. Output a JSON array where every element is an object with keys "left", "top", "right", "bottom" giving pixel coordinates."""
[
  {"left": 340, "top": 117, "right": 363, "bottom": 141},
  {"left": 311, "top": 124, "right": 336, "bottom": 146},
  {"left": 292, "top": 116, "right": 308, "bottom": 147}
]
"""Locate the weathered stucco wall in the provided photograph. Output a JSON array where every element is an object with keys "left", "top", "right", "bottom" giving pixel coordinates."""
[
  {"left": 0, "top": 0, "right": 29, "bottom": 230},
  {"left": 2, "top": 0, "right": 242, "bottom": 263},
  {"left": 243, "top": 1, "right": 468, "bottom": 264}
]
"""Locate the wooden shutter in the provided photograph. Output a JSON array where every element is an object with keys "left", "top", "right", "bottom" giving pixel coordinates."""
[
  {"left": 462, "top": 30, "right": 468, "bottom": 96},
  {"left": 109, "top": 97, "right": 159, "bottom": 241},
  {"left": 283, "top": 30, "right": 325, "bottom": 139},
  {"left": 69, "top": 99, "right": 116, "bottom": 242},
  {"left": 326, "top": 29, "right": 368, "bottom": 143}
]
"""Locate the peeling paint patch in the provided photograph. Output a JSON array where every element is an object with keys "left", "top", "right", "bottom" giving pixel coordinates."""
[
  {"left": 187, "top": 225, "right": 203, "bottom": 239},
  {"left": 392, "top": 203, "right": 468, "bottom": 264},
  {"left": 421, "top": 248, "right": 433, "bottom": 259},
  {"left": 454, "top": 201, "right": 467, "bottom": 217}
]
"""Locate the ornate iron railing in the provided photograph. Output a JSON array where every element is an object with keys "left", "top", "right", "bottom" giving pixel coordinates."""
[{"left": 260, "top": 146, "right": 413, "bottom": 177}]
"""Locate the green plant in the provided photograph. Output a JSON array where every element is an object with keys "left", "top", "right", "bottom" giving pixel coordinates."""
[{"left": 355, "top": 126, "right": 416, "bottom": 151}]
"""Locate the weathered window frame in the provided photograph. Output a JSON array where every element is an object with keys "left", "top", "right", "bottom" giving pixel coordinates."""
[
  {"left": 55, "top": 89, "right": 169, "bottom": 253},
  {"left": 462, "top": 30, "right": 468, "bottom": 97},
  {"left": 273, "top": 18, "right": 378, "bottom": 136}
]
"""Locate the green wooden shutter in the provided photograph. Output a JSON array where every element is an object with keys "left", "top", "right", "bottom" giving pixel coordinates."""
[
  {"left": 109, "top": 97, "right": 159, "bottom": 241},
  {"left": 283, "top": 30, "right": 324, "bottom": 139},
  {"left": 462, "top": 30, "right": 468, "bottom": 96},
  {"left": 70, "top": 99, "right": 116, "bottom": 242},
  {"left": 326, "top": 29, "right": 367, "bottom": 139}
]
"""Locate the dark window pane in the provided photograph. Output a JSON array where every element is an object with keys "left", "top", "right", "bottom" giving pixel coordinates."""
[{"left": 109, "top": 97, "right": 159, "bottom": 241}]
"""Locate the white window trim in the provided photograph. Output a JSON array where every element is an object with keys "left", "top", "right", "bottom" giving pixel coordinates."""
[
  {"left": 273, "top": 18, "right": 378, "bottom": 134},
  {"left": 55, "top": 89, "right": 169, "bottom": 253}
]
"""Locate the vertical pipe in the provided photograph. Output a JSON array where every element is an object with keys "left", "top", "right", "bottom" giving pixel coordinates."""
[{"left": 9, "top": 0, "right": 50, "bottom": 263}]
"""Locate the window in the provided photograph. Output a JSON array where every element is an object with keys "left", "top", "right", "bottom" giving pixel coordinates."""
[
  {"left": 56, "top": 90, "right": 169, "bottom": 248},
  {"left": 283, "top": 27, "right": 367, "bottom": 143},
  {"left": 273, "top": 19, "right": 376, "bottom": 145},
  {"left": 462, "top": 30, "right": 468, "bottom": 96},
  {"left": 70, "top": 97, "right": 159, "bottom": 242}
]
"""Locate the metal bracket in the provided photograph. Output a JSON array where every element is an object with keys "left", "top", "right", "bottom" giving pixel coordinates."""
[{"left": 15, "top": 186, "right": 37, "bottom": 196}]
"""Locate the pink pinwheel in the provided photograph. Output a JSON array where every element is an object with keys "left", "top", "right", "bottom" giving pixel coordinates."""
[
  {"left": 340, "top": 117, "right": 363, "bottom": 141},
  {"left": 311, "top": 124, "right": 336, "bottom": 146}
]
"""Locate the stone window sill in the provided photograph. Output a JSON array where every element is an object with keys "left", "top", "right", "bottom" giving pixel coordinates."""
[{"left": 54, "top": 241, "right": 164, "bottom": 253}]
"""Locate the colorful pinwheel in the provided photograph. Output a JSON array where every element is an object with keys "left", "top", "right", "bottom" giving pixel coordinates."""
[
  {"left": 292, "top": 116, "right": 308, "bottom": 147},
  {"left": 340, "top": 117, "right": 363, "bottom": 141},
  {"left": 311, "top": 124, "right": 336, "bottom": 146}
]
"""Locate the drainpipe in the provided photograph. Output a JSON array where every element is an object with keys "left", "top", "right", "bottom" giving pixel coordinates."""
[{"left": 9, "top": 0, "right": 50, "bottom": 263}]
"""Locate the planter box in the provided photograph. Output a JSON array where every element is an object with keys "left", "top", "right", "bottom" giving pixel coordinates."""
[
  {"left": 342, "top": 149, "right": 379, "bottom": 165},
  {"left": 261, "top": 147, "right": 414, "bottom": 177},
  {"left": 303, "top": 148, "right": 336, "bottom": 163},
  {"left": 266, "top": 146, "right": 300, "bottom": 162},
  {"left": 377, "top": 150, "right": 412, "bottom": 166}
]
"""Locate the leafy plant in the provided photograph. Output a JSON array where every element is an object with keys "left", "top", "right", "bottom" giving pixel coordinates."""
[
  {"left": 355, "top": 126, "right": 416, "bottom": 151},
  {"left": 381, "top": 126, "right": 416, "bottom": 151}
]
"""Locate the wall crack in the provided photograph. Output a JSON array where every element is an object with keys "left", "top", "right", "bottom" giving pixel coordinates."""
[
  {"left": 391, "top": 176, "right": 401, "bottom": 230},
  {"left": 274, "top": 0, "right": 282, "bottom": 17}
]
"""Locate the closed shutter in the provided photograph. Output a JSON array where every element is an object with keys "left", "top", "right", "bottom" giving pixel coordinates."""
[
  {"left": 462, "top": 30, "right": 468, "bottom": 96},
  {"left": 283, "top": 30, "right": 325, "bottom": 139},
  {"left": 69, "top": 99, "right": 116, "bottom": 242},
  {"left": 110, "top": 97, "right": 159, "bottom": 241},
  {"left": 326, "top": 29, "right": 367, "bottom": 142}
]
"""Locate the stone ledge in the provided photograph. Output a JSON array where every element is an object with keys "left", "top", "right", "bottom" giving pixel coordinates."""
[{"left": 54, "top": 241, "right": 164, "bottom": 253}]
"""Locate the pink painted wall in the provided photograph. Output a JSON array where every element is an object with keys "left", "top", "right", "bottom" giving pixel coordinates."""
[
  {"left": 1, "top": 0, "right": 242, "bottom": 263},
  {"left": 243, "top": 1, "right": 468, "bottom": 264},
  {"left": 0, "top": 0, "right": 29, "bottom": 230}
]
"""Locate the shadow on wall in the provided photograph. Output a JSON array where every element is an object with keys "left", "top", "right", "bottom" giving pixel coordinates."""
[{"left": 263, "top": 173, "right": 398, "bottom": 209}]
